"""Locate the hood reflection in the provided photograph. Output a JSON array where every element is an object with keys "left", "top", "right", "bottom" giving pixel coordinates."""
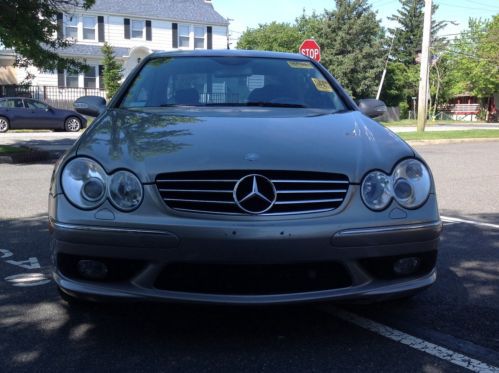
[{"left": 79, "top": 109, "right": 199, "bottom": 162}]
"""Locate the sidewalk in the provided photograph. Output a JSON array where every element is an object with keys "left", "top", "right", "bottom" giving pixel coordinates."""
[{"left": 388, "top": 123, "right": 499, "bottom": 133}]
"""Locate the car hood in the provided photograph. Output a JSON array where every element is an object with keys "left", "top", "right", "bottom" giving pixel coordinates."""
[{"left": 76, "top": 108, "right": 414, "bottom": 183}]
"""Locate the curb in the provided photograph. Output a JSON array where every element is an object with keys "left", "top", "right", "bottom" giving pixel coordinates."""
[{"left": 406, "top": 138, "right": 499, "bottom": 146}]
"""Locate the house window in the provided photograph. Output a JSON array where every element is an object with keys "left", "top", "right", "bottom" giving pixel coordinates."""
[
  {"left": 84, "top": 66, "right": 97, "bottom": 88},
  {"left": 82, "top": 16, "right": 96, "bottom": 40},
  {"left": 66, "top": 71, "right": 79, "bottom": 88},
  {"left": 131, "top": 20, "right": 144, "bottom": 39},
  {"left": 194, "top": 26, "right": 205, "bottom": 49},
  {"left": 65, "top": 15, "right": 78, "bottom": 39},
  {"left": 179, "top": 25, "right": 190, "bottom": 48}
]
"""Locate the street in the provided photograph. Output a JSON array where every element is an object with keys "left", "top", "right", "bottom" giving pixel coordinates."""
[{"left": 1, "top": 140, "right": 498, "bottom": 372}]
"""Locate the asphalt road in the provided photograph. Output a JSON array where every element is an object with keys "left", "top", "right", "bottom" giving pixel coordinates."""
[{"left": 1, "top": 139, "right": 498, "bottom": 372}]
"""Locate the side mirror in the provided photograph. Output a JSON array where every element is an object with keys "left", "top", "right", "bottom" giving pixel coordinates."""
[
  {"left": 74, "top": 96, "right": 107, "bottom": 117},
  {"left": 357, "top": 99, "right": 387, "bottom": 119}
]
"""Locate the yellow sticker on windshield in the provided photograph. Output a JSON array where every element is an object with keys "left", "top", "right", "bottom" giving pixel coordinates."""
[
  {"left": 287, "top": 61, "right": 314, "bottom": 69},
  {"left": 311, "top": 78, "right": 333, "bottom": 92}
]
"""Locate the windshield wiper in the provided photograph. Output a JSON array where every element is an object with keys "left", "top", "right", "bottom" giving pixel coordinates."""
[
  {"left": 245, "top": 101, "right": 307, "bottom": 108},
  {"left": 159, "top": 103, "right": 191, "bottom": 107}
]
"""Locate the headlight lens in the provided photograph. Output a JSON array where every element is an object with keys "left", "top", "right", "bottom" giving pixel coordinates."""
[
  {"left": 361, "top": 171, "right": 392, "bottom": 211},
  {"left": 392, "top": 159, "right": 431, "bottom": 208},
  {"left": 61, "top": 158, "right": 107, "bottom": 209},
  {"left": 108, "top": 171, "right": 143, "bottom": 211},
  {"left": 361, "top": 159, "right": 431, "bottom": 211}
]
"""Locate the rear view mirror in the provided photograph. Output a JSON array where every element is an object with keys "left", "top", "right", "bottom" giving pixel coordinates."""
[
  {"left": 74, "top": 96, "right": 107, "bottom": 117},
  {"left": 357, "top": 99, "right": 387, "bottom": 119}
]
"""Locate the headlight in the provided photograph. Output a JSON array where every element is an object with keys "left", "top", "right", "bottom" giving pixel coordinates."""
[
  {"left": 361, "top": 159, "right": 431, "bottom": 211},
  {"left": 61, "top": 158, "right": 107, "bottom": 209},
  {"left": 392, "top": 159, "right": 431, "bottom": 208},
  {"left": 361, "top": 171, "right": 392, "bottom": 211},
  {"left": 108, "top": 171, "right": 143, "bottom": 211}
]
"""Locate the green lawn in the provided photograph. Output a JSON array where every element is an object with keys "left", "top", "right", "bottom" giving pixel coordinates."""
[
  {"left": 399, "top": 130, "right": 499, "bottom": 141},
  {"left": 0, "top": 145, "right": 28, "bottom": 154}
]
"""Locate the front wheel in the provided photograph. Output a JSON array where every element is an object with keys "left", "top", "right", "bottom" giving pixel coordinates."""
[
  {"left": 64, "top": 117, "right": 81, "bottom": 132},
  {"left": 0, "top": 116, "right": 9, "bottom": 133}
]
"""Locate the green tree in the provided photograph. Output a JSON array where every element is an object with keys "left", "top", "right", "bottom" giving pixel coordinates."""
[
  {"left": 101, "top": 42, "right": 123, "bottom": 100},
  {"left": 0, "top": 0, "right": 95, "bottom": 72},
  {"left": 380, "top": 62, "right": 419, "bottom": 107},
  {"left": 295, "top": 10, "right": 324, "bottom": 40},
  {"left": 446, "top": 17, "right": 499, "bottom": 118},
  {"left": 387, "top": 0, "right": 447, "bottom": 65},
  {"left": 237, "top": 22, "right": 302, "bottom": 52},
  {"left": 480, "top": 14, "right": 499, "bottom": 66},
  {"left": 382, "top": 0, "right": 447, "bottom": 113},
  {"left": 317, "top": 0, "right": 385, "bottom": 99}
]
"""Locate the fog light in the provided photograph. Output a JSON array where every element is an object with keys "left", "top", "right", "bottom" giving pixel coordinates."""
[
  {"left": 77, "top": 260, "right": 108, "bottom": 280},
  {"left": 393, "top": 257, "right": 420, "bottom": 275}
]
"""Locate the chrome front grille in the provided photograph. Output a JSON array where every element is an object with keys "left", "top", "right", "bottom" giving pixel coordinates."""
[{"left": 155, "top": 170, "right": 350, "bottom": 215}]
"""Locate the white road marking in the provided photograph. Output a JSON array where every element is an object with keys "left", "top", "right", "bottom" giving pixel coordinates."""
[
  {"left": 5, "top": 257, "right": 41, "bottom": 270},
  {"left": 329, "top": 308, "right": 499, "bottom": 373},
  {"left": 4, "top": 273, "right": 51, "bottom": 287},
  {"left": 441, "top": 216, "right": 499, "bottom": 230},
  {"left": 0, "top": 249, "right": 13, "bottom": 258}
]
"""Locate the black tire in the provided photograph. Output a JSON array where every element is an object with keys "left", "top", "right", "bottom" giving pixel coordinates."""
[
  {"left": 64, "top": 116, "right": 81, "bottom": 132},
  {"left": 0, "top": 116, "right": 9, "bottom": 133}
]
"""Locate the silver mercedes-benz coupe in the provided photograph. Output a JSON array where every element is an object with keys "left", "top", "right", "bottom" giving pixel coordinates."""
[{"left": 49, "top": 50, "right": 441, "bottom": 304}]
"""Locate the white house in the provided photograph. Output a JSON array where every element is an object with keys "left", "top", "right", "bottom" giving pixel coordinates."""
[{"left": 0, "top": 0, "right": 229, "bottom": 92}]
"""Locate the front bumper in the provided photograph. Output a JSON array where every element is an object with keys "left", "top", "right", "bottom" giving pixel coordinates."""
[{"left": 49, "top": 189, "right": 442, "bottom": 304}]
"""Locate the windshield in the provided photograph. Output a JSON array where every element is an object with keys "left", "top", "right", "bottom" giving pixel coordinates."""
[{"left": 119, "top": 56, "right": 348, "bottom": 111}]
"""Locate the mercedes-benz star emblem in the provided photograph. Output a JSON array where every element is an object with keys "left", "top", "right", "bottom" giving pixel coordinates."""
[{"left": 233, "top": 174, "right": 277, "bottom": 214}]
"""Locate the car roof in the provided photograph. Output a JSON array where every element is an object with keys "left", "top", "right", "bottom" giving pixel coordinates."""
[{"left": 149, "top": 49, "right": 311, "bottom": 61}]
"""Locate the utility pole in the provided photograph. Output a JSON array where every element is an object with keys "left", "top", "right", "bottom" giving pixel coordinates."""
[
  {"left": 417, "top": 0, "right": 432, "bottom": 132},
  {"left": 376, "top": 30, "right": 397, "bottom": 100}
]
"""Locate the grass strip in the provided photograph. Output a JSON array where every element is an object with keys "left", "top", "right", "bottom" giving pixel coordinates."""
[
  {"left": 0, "top": 145, "right": 29, "bottom": 154},
  {"left": 399, "top": 130, "right": 499, "bottom": 141}
]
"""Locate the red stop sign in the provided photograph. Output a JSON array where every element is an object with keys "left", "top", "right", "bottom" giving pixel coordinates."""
[{"left": 299, "top": 39, "right": 321, "bottom": 62}]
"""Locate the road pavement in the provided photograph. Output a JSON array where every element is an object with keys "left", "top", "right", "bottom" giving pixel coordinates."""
[{"left": 0, "top": 139, "right": 498, "bottom": 372}]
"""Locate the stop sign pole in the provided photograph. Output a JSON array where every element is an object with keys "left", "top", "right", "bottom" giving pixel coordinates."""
[{"left": 299, "top": 39, "right": 321, "bottom": 62}]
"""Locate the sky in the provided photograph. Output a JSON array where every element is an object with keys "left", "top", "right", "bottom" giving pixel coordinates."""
[{"left": 211, "top": 0, "right": 499, "bottom": 47}]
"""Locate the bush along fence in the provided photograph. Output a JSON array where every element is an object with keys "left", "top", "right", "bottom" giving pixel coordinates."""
[{"left": 0, "top": 85, "right": 106, "bottom": 110}]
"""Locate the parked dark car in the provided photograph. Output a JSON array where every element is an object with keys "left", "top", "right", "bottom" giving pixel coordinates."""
[
  {"left": 50, "top": 50, "right": 441, "bottom": 305},
  {"left": 0, "top": 97, "right": 87, "bottom": 132}
]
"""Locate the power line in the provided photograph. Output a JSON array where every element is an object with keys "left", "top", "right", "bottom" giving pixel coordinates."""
[
  {"left": 437, "top": 2, "right": 499, "bottom": 12},
  {"left": 370, "top": 0, "right": 398, "bottom": 8},
  {"left": 439, "top": 49, "right": 499, "bottom": 64},
  {"left": 461, "top": 0, "right": 499, "bottom": 9}
]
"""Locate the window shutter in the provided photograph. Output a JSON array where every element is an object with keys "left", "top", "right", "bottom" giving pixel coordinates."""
[
  {"left": 98, "top": 65, "right": 104, "bottom": 89},
  {"left": 98, "top": 16, "right": 105, "bottom": 42},
  {"left": 57, "top": 68, "right": 64, "bottom": 87},
  {"left": 207, "top": 26, "right": 213, "bottom": 50},
  {"left": 172, "top": 23, "right": 178, "bottom": 48},
  {"left": 146, "top": 20, "right": 152, "bottom": 41},
  {"left": 124, "top": 18, "right": 130, "bottom": 39},
  {"left": 56, "top": 13, "right": 64, "bottom": 39}
]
